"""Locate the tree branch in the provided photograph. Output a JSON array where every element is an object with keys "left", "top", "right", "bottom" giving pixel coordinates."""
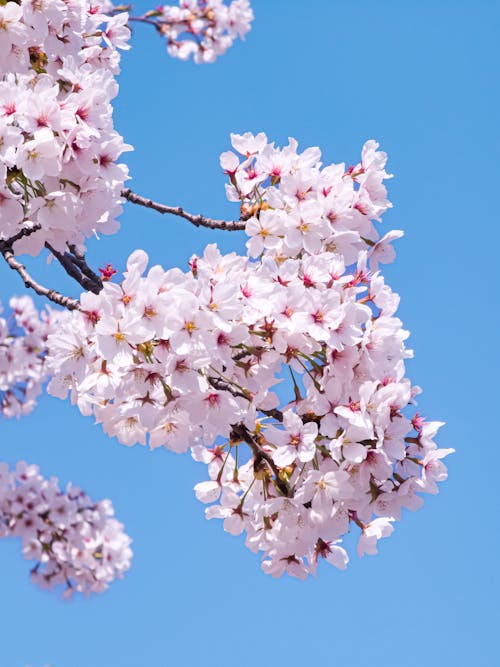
[
  {"left": 230, "top": 422, "right": 290, "bottom": 497},
  {"left": 67, "top": 245, "right": 102, "bottom": 286},
  {"left": 206, "top": 376, "right": 288, "bottom": 493},
  {"left": 260, "top": 407, "right": 284, "bottom": 423},
  {"left": 207, "top": 374, "right": 283, "bottom": 423},
  {"left": 0, "top": 247, "right": 80, "bottom": 311},
  {"left": 1, "top": 224, "right": 41, "bottom": 247},
  {"left": 121, "top": 188, "right": 245, "bottom": 231},
  {"left": 208, "top": 375, "right": 249, "bottom": 401},
  {"left": 45, "top": 243, "right": 102, "bottom": 294},
  {"left": 128, "top": 15, "right": 162, "bottom": 30}
]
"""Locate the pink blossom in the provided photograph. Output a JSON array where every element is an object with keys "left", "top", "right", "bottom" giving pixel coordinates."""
[{"left": 0, "top": 462, "right": 131, "bottom": 596}]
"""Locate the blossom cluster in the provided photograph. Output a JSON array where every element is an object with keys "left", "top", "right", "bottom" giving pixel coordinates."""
[
  {"left": 0, "top": 0, "right": 131, "bottom": 256},
  {"left": 46, "top": 135, "right": 453, "bottom": 579},
  {"left": 0, "top": 461, "right": 132, "bottom": 596},
  {"left": 222, "top": 132, "right": 400, "bottom": 265},
  {"left": 0, "top": 295, "right": 62, "bottom": 418},
  {"left": 144, "top": 0, "right": 253, "bottom": 63}
]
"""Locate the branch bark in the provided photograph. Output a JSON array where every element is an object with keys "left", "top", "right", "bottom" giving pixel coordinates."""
[
  {"left": 207, "top": 374, "right": 283, "bottom": 423},
  {"left": 1, "top": 224, "right": 41, "bottom": 247},
  {"left": 45, "top": 243, "right": 102, "bottom": 294},
  {"left": 67, "top": 245, "right": 102, "bottom": 286},
  {"left": 121, "top": 188, "right": 245, "bottom": 231},
  {"left": 207, "top": 374, "right": 287, "bottom": 492},
  {"left": 230, "top": 422, "right": 290, "bottom": 496},
  {"left": 0, "top": 246, "right": 80, "bottom": 311}
]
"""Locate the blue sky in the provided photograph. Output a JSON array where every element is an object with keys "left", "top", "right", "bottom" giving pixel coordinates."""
[{"left": 1, "top": 1, "right": 499, "bottom": 666}]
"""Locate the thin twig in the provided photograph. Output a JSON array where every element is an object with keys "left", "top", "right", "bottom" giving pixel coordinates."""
[
  {"left": 121, "top": 188, "right": 245, "bottom": 231},
  {"left": 1, "top": 247, "right": 80, "bottom": 311},
  {"left": 128, "top": 16, "right": 162, "bottom": 30},
  {"left": 208, "top": 375, "right": 248, "bottom": 401},
  {"left": 208, "top": 372, "right": 284, "bottom": 424}
]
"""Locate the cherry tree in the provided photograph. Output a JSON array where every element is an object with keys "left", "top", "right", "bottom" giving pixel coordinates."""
[{"left": 0, "top": 0, "right": 453, "bottom": 596}]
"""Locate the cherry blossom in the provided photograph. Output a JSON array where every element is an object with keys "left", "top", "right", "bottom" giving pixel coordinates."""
[
  {"left": 0, "top": 0, "right": 131, "bottom": 256},
  {"left": 140, "top": 1, "right": 254, "bottom": 64},
  {"left": 0, "top": 461, "right": 132, "bottom": 596},
  {"left": 0, "top": 0, "right": 453, "bottom": 585},
  {"left": 45, "top": 134, "right": 453, "bottom": 579},
  {"left": 0, "top": 295, "right": 62, "bottom": 418}
]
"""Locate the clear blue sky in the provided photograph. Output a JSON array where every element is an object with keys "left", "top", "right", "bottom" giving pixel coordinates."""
[{"left": 1, "top": 1, "right": 499, "bottom": 666}]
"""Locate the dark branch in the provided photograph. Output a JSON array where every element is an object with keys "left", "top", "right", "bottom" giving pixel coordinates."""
[
  {"left": 208, "top": 375, "right": 249, "bottom": 402},
  {"left": 1, "top": 224, "right": 41, "bottom": 247},
  {"left": 230, "top": 422, "right": 290, "bottom": 496},
  {"left": 260, "top": 407, "right": 284, "bottom": 423},
  {"left": 128, "top": 15, "right": 162, "bottom": 30},
  {"left": 207, "top": 374, "right": 283, "bottom": 423},
  {"left": 67, "top": 245, "right": 102, "bottom": 286},
  {"left": 121, "top": 188, "right": 246, "bottom": 231},
  {"left": 206, "top": 375, "right": 288, "bottom": 493},
  {"left": 0, "top": 246, "right": 80, "bottom": 311},
  {"left": 45, "top": 243, "right": 102, "bottom": 294}
]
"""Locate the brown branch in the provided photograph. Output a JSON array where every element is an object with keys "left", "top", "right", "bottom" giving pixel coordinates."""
[
  {"left": 206, "top": 373, "right": 288, "bottom": 492},
  {"left": 208, "top": 374, "right": 283, "bottom": 423},
  {"left": 230, "top": 422, "right": 290, "bottom": 497},
  {"left": 1, "top": 247, "right": 80, "bottom": 311},
  {"left": 121, "top": 188, "right": 245, "bottom": 231},
  {"left": 127, "top": 14, "right": 208, "bottom": 32},
  {"left": 208, "top": 375, "right": 249, "bottom": 401},
  {"left": 128, "top": 15, "right": 162, "bottom": 30},
  {"left": 260, "top": 407, "right": 284, "bottom": 423}
]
